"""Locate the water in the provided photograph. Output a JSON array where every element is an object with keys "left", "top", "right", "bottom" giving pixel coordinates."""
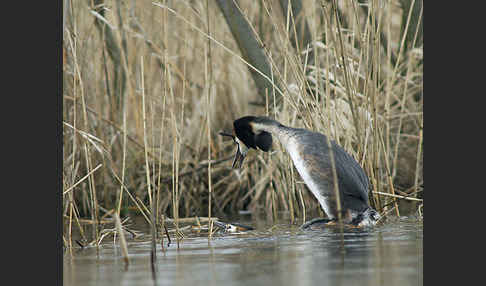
[{"left": 63, "top": 216, "right": 423, "bottom": 286}]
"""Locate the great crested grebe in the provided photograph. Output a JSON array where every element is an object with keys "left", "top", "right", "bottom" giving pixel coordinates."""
[{"left": 221, "top": 116, "right": 380, "bottom": 228}]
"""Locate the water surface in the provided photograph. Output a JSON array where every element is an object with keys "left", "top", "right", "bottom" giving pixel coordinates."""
[{"left": 64, "top": 216, "right": 422, "bottom": 286}]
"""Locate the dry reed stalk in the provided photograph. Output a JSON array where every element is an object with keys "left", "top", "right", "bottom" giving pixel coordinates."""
[
  {"left": 156, "top": 79, "right": 167, "bottom": 225},
  {"left": 414, "top": 116, "right": 423, "bottom": 194},
  {"left": 110, "top": 167, "right": 151, "bottom": 224},
  {"left": 79, "top": 53, "right": 99, "bottom": 244},
  {"left": 391, "top": 58, "right": 413, "bottom": 180},
  {"left": 117, "top": 48, "right": 129, "bottom": 216},
  {"left": 67, "top": 194, "right": 73, "bottom": 249},
  {"left": 155, "top": 6, "right": 170, "bottom": 225},
  {"left": 141, "top": 54, "right": 158, "bottom": 270},
  {"left": 65, "top": 25, "right": 77, "bottom": 249},
  {"left": 377, "top": 125, "right": 400, "bottom": 216},
  {"left": 63, "top": 22, "right": 97, "bottom": 238},
  {"left": 288, "top": 159, "right": 296, "bottom": 223},
  {"left": 63, "top": 164, "right": 103, "bottom": 195},
  {"left": 372, "top": 191, "right": 422, "bottom": 202},
  {"left": 366, "top": 0, "right": 389, "bottom": 214},
  {"left": 159, "top": 0, "right": 182, "bottom": 247},
  {"left": 64, "top": 180, "right": 88, "bottom": 247},
  {"left": 141, "top": 56, "right": 153, "bottom": 212},
  {"left": 384, "top": 0, "right": 393, "bottom": 160},
  {"left": 332, "top": 0, "right": 362, "bottom": 148},
  {"left": 113, "top": 213, "right": 129, "bottom": 268},
  {"left": 205, "top": 0, "right": 214, "bottom": 240},
  {"left": 62, "top": 216, "right": 114, "bottom": 225},
  {"left": 325, "top": 2, "right": 345, "bottom": 247}
]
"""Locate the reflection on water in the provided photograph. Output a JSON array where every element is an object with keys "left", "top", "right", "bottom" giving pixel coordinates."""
[{"left": 64, "top": 217, "right": 422, "bottom": 286}]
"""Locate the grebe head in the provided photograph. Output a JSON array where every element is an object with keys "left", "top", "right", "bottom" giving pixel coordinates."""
[{"left": 220, "top": 116, "right": 273, "bottom": 168}]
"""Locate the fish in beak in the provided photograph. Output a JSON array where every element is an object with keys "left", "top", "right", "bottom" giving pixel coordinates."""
[
  {"left": 219, "top": 131, "right": 249, "bottom": 169},
  {"left": 232, "top": 141, "right": 248, "bottom": 169}
]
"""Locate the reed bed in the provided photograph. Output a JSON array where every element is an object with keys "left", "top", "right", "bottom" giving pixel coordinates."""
[{"left": 62, "top": 0, "right": 423, "bottom": 246}]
